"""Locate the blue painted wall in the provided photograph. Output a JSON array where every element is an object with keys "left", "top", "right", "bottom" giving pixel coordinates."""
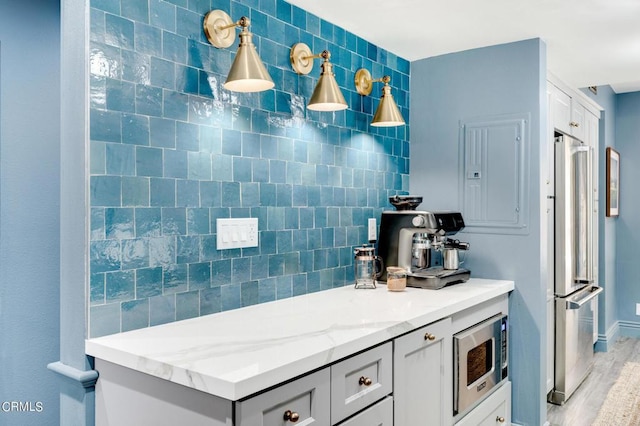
[
  {"left": 614, "top": 92, "right": 640, "bottom": 332},
  {"left": 410, "top": 39, "right": 547, "bottom": 426},
  {"left": 87, "top": 0, "right": 411, "bottom": 337},
  {"left": 581, "top": 85, "right": 618, "bottom": 345},
  {"left": 0, "top": 0, "right": 61, "bottom": 424}
]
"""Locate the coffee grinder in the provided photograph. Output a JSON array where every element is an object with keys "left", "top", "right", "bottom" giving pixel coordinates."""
[{"left": 377, "top": 195, "right": 471, "bottom": 289}]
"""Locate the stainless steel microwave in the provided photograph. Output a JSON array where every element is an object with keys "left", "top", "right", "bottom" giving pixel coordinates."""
[{"left": 453, "top": 313, "right": 508, "bottom": 419}]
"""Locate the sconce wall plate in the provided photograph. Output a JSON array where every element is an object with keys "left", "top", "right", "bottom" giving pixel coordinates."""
[
  {"left": 354, "top": 69, "right": 374, "bottom": 96},
  {"left": 203, "top": 10, "right": 235, "bottom": 48},
  {"left": 290, "top": 43, "right": 314, "bottom": 75}
]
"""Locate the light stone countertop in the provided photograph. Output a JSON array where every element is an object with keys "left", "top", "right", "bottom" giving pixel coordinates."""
[{"left": 86, "top": 278, "right": 514, "bottom": 401}]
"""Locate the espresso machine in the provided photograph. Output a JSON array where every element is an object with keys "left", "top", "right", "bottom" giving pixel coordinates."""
[{"left": 377, "top": 196, "right": 471, "bottom": 289}]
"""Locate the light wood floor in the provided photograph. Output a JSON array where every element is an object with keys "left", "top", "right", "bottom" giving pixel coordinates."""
[{"left": 546, "top": 337, "right": 640, "bottom": 426}]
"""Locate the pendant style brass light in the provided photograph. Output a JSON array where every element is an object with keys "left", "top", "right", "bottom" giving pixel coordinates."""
[
  {"left": 290, "top": 43, "right": 348, "bottom": 112},
  {"left": 354, "top": 69, "right": 405, "bottom": 127},
  {"left": 203, "top": 10, "right": 274, "bottom": 93}
]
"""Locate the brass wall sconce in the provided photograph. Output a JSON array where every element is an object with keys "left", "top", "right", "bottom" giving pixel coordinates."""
[
  {"left": 354, "top": 69, "right": 405, "bottom": 127},
  {"left": 290, "top": 43, "right": 348, "bottom": 112},
  {"left": 203, "top": 10, "right": 274, "bottom": 92}
]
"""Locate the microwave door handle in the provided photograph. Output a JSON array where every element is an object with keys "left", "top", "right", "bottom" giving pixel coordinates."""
[{"left": 566, "top": 286, "right": 603, "bottom": 309}]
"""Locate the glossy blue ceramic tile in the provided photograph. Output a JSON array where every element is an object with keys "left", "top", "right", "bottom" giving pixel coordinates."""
[
  {"left": 240, "top": 281, "right": 258, "bottom": 307},
  {"left": 121, "top": 238, "right": 149, "bottom": 269},
  {"left": 136, "top": 146, "right": 163, "bottom": 176},
  {"left": 106, "top": 270, "right": 135, "bottom": 302},
  {"left": 150, "top": 118, "right": 176, "bottom": 148},
  {"left": 122, "top": 299, "right": 150, "bottom": 332},
  {"left": 200, "top": 181, "right": 221, "bottom": 207},
  {"left": 212, "top": 154, "right": 232, "bottom": 181},
  {"left": 275, "top": 275, "right": 292, "bottom": 299},
  {"left": 105, "top": 13, "right": 134, "bottom": 49},
  {"left": 199, "top": 286, "right": 220, "bottom": 315},
  {"left": 122, "top": 114, "right": 150, "bottom": 146},
  {"left": 91, "top": 110, "right": 122, "bottom": 143},
  {"left": 149, "top": 294, "right": 176, "bottom": 326},
  {"left": 106, "top": 78, "right": 135, "bottom": 112},
  {"left": 164, "top": 149, "right": 188, "bottom": 179},
  {"left": 221, "top": 182, "right": 241, "bottom": 207},
  {"left": 241, "top": 182, "right": 260, "bottom": 206},
  {"left": 91, "top": 176, "right": 122, "bottom": 207},
  {"left": 122, "top": 0, "right": 149, "bottom": 23},
  {"left": 176, "top": 179, "right": 200, "bottom": 207},
  {"left": 90, "top": 240, "right": 122, "bottom": 274},
  {"left": 90, "top": 273, "right": 106, "bottom": 305},
  {"left": 221, "top": 283, "right": 242, "bottom": 310},
  {"left": 135, "top": 23, "right": 162, "bottom": 56},
  {"left": 176, "top": 290, "right": 200, "bottom": 320},
  {"left": 90, "top": 303, "right": 121, "bottom": 338},
  {"left": 231, "top": 257, "right": 251, "bottom": 283},
  {"left": 177, "top": 235, "right": 200, "bottom": 264},
  {"left": 176, "top": 7, "right": 203, "bottom": 40},
  {"left": 150, "top": 178, "right": 176, "bottom": 207},
  {"left": 162, "top": 208, "right": 187, "bottom": 235},
  {"left": 187, "top": 208, "right": 210, "bottom": 235},
  {"left": 163, "top": 263, "right": 188, "bottom": 293},
  {"left": 188, "top": 262, "right": 211, "bottom": 290},
  {"left": 150, "top": 0, "right": 176, "bottom": 32},
  {"left": 212, "top": 259, "right": 232, "bottom": 286},
  {"left": 136, "top": 85, "right": 162, "bottom": 116},
  {"left": 105, "top": 208, "right": 134, "bottom": 239}
]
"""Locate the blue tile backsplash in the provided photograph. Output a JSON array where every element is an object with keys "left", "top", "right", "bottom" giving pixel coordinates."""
[{"left": 89, "top": 0, "right": 410, "bottom": 337}]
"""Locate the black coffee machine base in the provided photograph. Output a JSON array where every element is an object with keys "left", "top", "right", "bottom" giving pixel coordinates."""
[{"left": 405, "top": 267, "right": 471, "bottom": 290}]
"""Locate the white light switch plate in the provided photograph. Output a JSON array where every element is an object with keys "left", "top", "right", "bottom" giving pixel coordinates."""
[
  {"left": 368, "top": 218, "right": 377, "bottom": 242},
  {"left": 216, "top": 218, "right": 258, "bottom": 250}
]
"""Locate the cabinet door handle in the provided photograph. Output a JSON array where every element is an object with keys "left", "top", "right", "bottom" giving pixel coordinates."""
[
  {"left": 283, "top": 410, "right": 300, "bottom": 423},
  {"left": 424, "top": 332, "right": 436, "bottom": 341},
  {"left": 496, "top": 416, "right": 505, "bottom": 423},
  {"left": 570, "top": 121, "right": 580, "bottom": 127},
  {"left": 359, "top": 376, "right": 372, "bottom": 386}
]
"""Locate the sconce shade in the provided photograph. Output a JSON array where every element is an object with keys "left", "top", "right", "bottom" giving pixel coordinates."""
[
  {"left": 224, "top": 29, "right": 274, "bottom": 92},
  {"left": 371, "top": 85, "right": 405, "bottom": 127},
  {"left": 308, "top": 61, "right": 348, "bottom": 111}
]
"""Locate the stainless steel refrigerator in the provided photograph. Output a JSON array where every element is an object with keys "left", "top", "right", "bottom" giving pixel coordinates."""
[{"left": 548, "top": 134, "right": 603, "bottom": 405}]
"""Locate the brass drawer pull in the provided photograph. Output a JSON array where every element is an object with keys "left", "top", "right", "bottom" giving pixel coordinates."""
[
  {"left": 283, "top": 410, "right": 300, "bottom": 423},
  {"left": 359, "top": 376, "right": 372, "bottom": 386},
  {"left": 424, "top": 332, "right": 436, "bottom": 341},
  {"left": 496, "top": 416, "right": 505, "bottom": 423},
  {"left": 570, "top": 121, "right": 580, "bottom": 128}
]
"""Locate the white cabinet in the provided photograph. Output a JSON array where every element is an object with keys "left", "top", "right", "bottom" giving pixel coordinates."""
[
  {"left": 236, "top": 368, "right": 330, "bottom": 426},
  {"left": 393, "top": 317, "right": 452, "bottom": 426},
  {"left": 454, "top": 382, "right": 511, "bottom": 426},
  {"left": 338, "top": 396, "right": 393, "bottom": 426},
  {"left": 549, "top": 83, "right": 588, "bottom": 140}
]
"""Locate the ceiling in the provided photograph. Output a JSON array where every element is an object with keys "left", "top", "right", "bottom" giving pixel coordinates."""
[{"left": 287, "top": 0, "right": 640, "bottom": 93}]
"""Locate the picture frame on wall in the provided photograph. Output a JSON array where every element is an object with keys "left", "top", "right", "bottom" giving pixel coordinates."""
[{"left": 606, "top": 147, "right": 620, "bottom": 217}]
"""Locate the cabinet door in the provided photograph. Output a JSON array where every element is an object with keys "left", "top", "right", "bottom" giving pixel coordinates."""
[
  {"left": 235, "top": 368, "right": 330, "bottom": 426},
  {"left": 454, "top": 381, "right": 511, "bottom": 426},
  {"left": 570, "top": 101, "right": 586, "bottom": 141},
  {"left": 338, "top": 396, "right": 393, "bottom": 426},
  {"left": 394, "top": 317, "right": 453, "bottom": 426},
  {"left": 549, "top": 84, "right": 571, "bottom": 135}
]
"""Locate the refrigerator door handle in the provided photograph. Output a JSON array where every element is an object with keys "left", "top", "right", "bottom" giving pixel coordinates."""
[{"left": 566, "top": 286, "right": 603, "bottom": 310}]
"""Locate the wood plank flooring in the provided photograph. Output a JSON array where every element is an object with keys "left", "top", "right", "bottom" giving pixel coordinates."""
[{"left": 546, "top": 337, "right": 640, "bottom": 426}]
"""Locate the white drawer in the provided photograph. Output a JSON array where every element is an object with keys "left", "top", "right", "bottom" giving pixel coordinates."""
[
  {"left": 330, "top": 342, "right": 393, "bottom": 424},
  {"left": 338, "top": 396, "right": 393, "bottom": 426},
  {"left": 455, "top": 381, "right": 511, "bottom": 426},
  {"left": 235, "top": 368, "right": 330, "bottom": 426}
]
